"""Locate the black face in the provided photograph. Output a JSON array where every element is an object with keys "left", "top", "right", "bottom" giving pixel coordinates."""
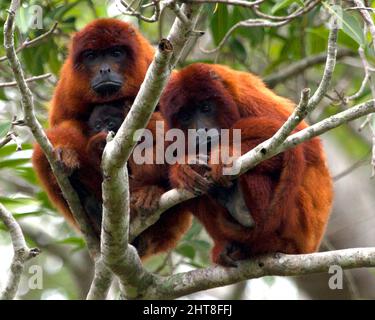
[
  {"left": 176, "top": 101, "right": 218, "bottom": 131},
  {"left": 88, "top": 105, "right": 124, "bottom": 134},
  {"left": 81, "top": 46, "right": 127, "bottom": 96},
  {"left": 176, "top": 101, "right": 220, "bottom": 150}
]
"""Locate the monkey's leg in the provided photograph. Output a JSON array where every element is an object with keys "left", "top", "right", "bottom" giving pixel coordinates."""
[{"left": 69, "top": 172, "right": 102, "bottom": 237}]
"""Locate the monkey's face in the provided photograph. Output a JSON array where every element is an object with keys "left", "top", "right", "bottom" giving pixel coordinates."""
[
  {"left": 160, "top": 64, "right": 242, "bottom": 132},
  {"left": 88, "top": 105, "right": 125, "bottom": 134},
  {"left": 175, "top": 101, "right": 222, "bottom": 153},
  {"left": 77, "top": 46, "right": 127, "bottom": 97}
]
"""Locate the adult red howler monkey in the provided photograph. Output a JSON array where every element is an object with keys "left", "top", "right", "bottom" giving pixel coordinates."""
[
  {"left": 160, "top": 63, "right": 333, "bottom": 266},
  {"left": 32, "top": 19, "right": 192, "bottom": 259}
]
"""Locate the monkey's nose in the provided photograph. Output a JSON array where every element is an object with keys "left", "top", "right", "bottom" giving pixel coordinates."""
[{"left": 100, "top": 67, "right": 111, "bottom": 74}]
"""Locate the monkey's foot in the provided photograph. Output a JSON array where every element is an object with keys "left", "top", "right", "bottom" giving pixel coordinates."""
[
  {"left": 171, "top": 163, "right": 212, "bottom": 195},
  {"left": 216, "top": 242, "right": 246, "bottom": 268},
  {"left": 131, "top": 186, "right": 164, "bottom": 218}
]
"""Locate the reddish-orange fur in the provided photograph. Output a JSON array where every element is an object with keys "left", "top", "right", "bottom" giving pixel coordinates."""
[
  {"left": 160, "top": 63, "right": 333, "bottom": 264},
  {"left": 32, "top": 19, "right": 191, "bottom": 259}
]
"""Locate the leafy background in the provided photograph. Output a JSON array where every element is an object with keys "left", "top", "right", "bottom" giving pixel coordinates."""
[{"left": 0, "top": 0, "right": 374, "bottom": 299}]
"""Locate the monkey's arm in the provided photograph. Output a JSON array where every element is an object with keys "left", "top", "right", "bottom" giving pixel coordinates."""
[{"left": 32, "top": 120, "right": 90, "bottom": 228}]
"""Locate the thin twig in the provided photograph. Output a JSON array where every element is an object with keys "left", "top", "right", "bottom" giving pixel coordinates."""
[
  {"left": 117, "top": 0, "right": 161, "bottom": 23},
  {"left": 264, "top": 48, "right": 355, "bottom": 88},
  {"left": 0, "top": 73, "right": 51, "bottom": 88},
  {"left": 0, "top": 22, "right": 58, "bottom": 62},
  {"left": 333, "top": 151, "right": 371, "bottom": 181},
  {"left": 181, "top": 0, "right": 264, "bottom": 9},
  {"left": 253, "top": 0, "right": 321, "bottom": 21},
  {"left": 199, "top": 0, "right": 319, "bottom": 54}
]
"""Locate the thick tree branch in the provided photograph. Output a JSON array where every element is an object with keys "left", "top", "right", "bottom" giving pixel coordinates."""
[
  {"left": 148, "top": 248, "right": 375, "bottom": 299},
  {"left": 99, "top": 4, "right": 201, "bottom": 298},
  {"left": 86, "top": 259, "right": 114, "bottom": 300},
  {"left": 4, "top": 0, "right": 99, "bottom": 258},
  {"left": 0, "top": 203, "right": 40, "bottom": 300},
  {"left": 238, "top": 99, "right": 375, "bottom": 175}
]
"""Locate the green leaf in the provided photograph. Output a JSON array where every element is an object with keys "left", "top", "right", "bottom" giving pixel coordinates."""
[
  {"left": 323, "top": 2, "right": 364, "bottom": 46},
  {"left": 0, "top": 121, "right": 11, "bottom": 138},
  {"left": 190, "top": 239, "right": 210, "bottom": 252},
  {"left": 210, "top": 4, "right": 230, "bottom": 46},
  {"left": 341, "top": 12, "right": 364, "bottom": 46},
  {"left": 230, "top": 37, "right": 247, "bottom": 62},
  {"left": 183, "top": 219, "right": 202, "bottom": 241},
  {"left": 175, "top": 243, "right": 196, "bottom": 260},
  {"left": 0, "top": 158, "right": 30, "bottom": 169},
  {"left": 56, "top": 236, "right": 86, "bottom": 248},
  {"left": 0, "top": 143, "right": 32, "bottom": 158}
]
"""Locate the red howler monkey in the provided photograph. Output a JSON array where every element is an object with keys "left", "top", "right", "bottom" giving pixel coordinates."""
[
  {"left": 160, "top": 63, "right": 333, "bottom": 266},
  {"left": 32, "top": 19, "right": 192, "bottom": 259}
]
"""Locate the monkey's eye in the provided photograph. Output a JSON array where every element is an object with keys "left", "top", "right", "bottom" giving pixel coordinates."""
[
  {"left": 95, "top": 123, "right": 102, "bottom": 131},
  {"left": 110, "top": 48, "right": 124, "bottom": 58},
  {"left": 83, "top": 50, "right": 96, "bottom": 61},
  {"left": 111, "top": 51, "right": 122, "bottom": 58},
  {"left": 108, "top": 121, "right": 115, "bottom": 130},
  {"left": 200, "top": 104, "right": 212, "bottom": 114},
  {"left": 179, "top": 111, "right": 191, "bottom": 124}
]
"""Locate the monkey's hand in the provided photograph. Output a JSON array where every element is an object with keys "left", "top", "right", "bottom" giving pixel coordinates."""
[
  {"left": 86, "top": 132, "right": 107, "bottom": 167},
  {"left": 54, "top": 147, "right": 80, "bottom": 176},
  {"left": 130, "top": 185, "right": 165, "bottom": 218},
  {"left": 205, "top": 162, "right": 234, "bottom": 189},
  {"left": 204, "top": 143, "right": 240, "bottom": 188},
  {"left": 170, "top": 163, "right": 212, "bottom": 195}
]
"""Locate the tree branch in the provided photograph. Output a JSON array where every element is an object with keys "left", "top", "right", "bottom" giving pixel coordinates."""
[
  {"left": 4, "top": 0, "right": 99, "bottom": 258},
  {"left": 199, "top": 0, "right": 320, "bottom": 54},
  {"left": 148, "top": 248, "right": 375, "bottom": 299},
  {"left": 0, "top": 73, "right": 51, "bottom": 88},
  {"left": 0, "top": 203, "right": 40, "bottom": 300},
  {"left": 0, "top": 21, "right": 58, "bottom": 62},
  {"left": 264, "top": 48, "right": 355, "bottom": 88},
  {"left": 181, "top": 0, "right": 264, "bottom": 9},
  {"left": 98, "top": 3, "right": 202, "bottom": 298}
]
